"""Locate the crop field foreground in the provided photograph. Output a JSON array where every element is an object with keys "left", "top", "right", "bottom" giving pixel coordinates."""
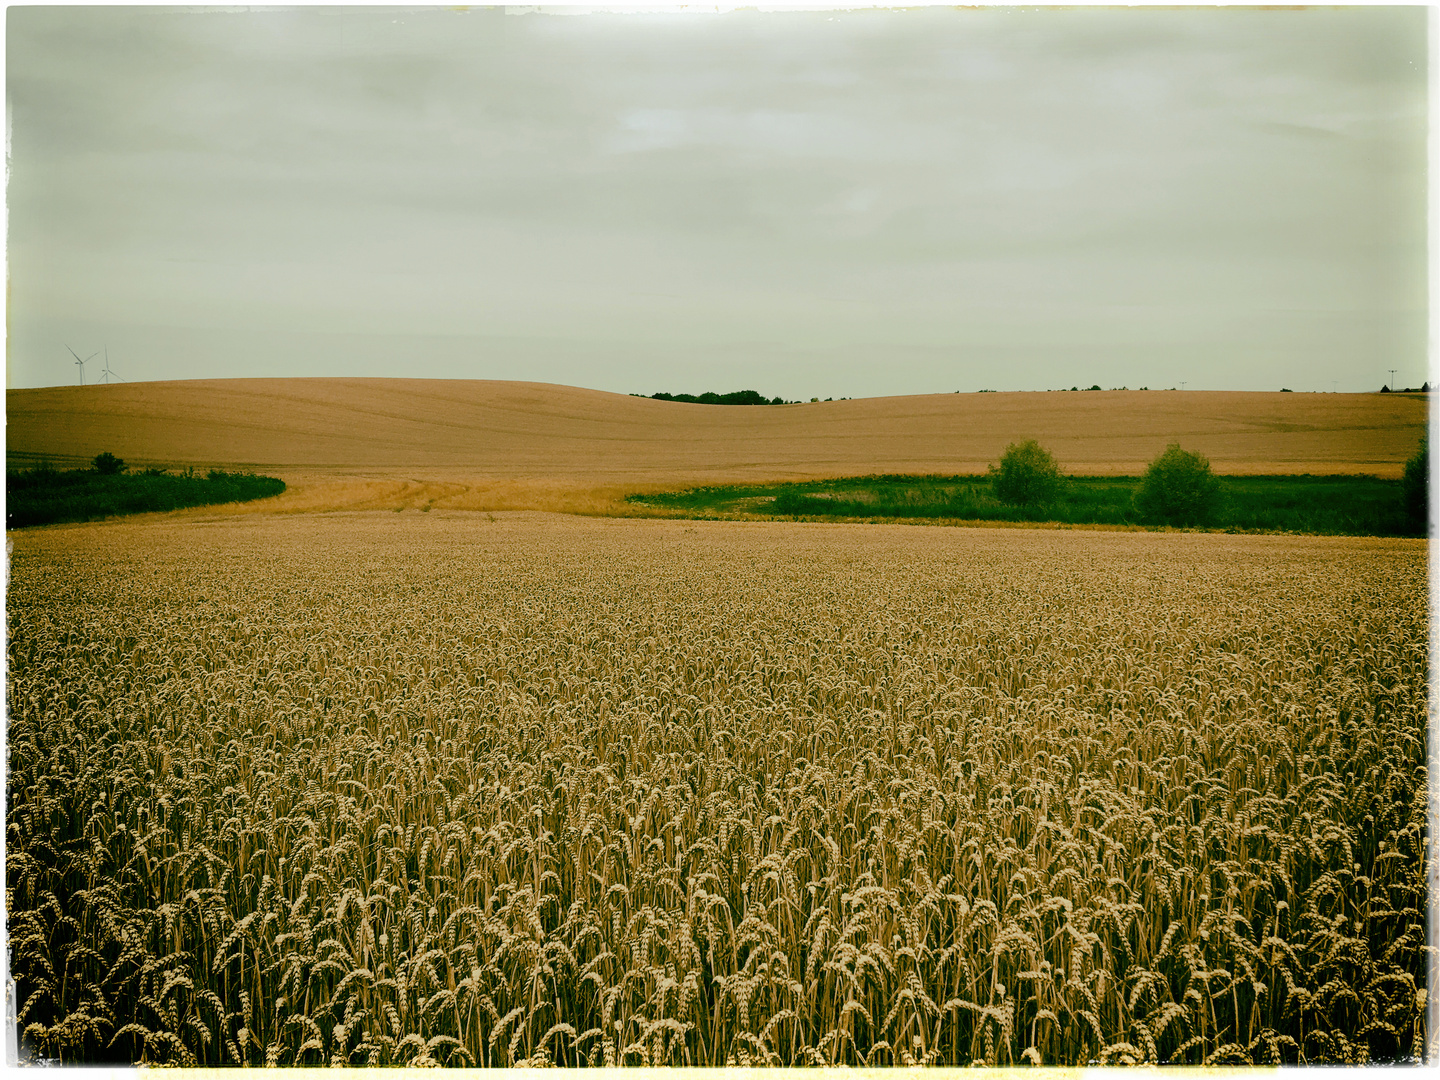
[{"left": 6, "top": 512, "right": 1431, "bottom": 1066}]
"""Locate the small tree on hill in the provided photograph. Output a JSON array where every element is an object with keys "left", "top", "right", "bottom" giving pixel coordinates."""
[
  {"left": 91, "top": 452, "right": 126, "bottom": 475},
  {"left": 1136, "top": 444, "right": 1220, "bottom": 526},
  {"left": 1403, "top": 435, "right": 1428, "bottom": 535},
  {"left": 990, "top": 440, "right": 1063, "bottom": 509}
]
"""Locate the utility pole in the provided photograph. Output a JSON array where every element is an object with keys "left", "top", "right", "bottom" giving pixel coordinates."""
[
  {"left": 1180, "top": 381, "right": 1187, "bottom": 392},
  {"left": 1332, "top": 380, "right": 1338, "bottom": 394},
  {"left": 1388, "top": 369, "right": 1397, "bottom": 391}
]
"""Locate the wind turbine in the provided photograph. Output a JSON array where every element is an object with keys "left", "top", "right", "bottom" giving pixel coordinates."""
[
  {"left": 98, "top": 346, "right": 122, "bottom": 384},
  {"left": 66, "top": 345, "right": 99, "bottom": 385}
]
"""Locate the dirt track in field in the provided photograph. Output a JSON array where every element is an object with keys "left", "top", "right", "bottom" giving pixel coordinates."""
[{"left": 7, "top": 379, "right": 1426, "bottom": 515}]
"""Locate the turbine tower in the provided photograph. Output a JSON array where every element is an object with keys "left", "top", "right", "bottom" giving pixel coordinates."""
[
  {"left": 98, "top": 346, "right": 122, "bottom": 384},
  {"left": 66, "top": 345, "right": 99, "bottom": 386}
]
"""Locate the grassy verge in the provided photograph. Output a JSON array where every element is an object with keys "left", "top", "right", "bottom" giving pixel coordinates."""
[
  {"left": 7, "top": 466, "right": 287, "bottom": 528},
  {"left": 629, "top": 473, "right": 1420, "bottom": 537}
]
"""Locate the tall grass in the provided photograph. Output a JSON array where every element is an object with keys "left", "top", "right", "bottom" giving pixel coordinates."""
[
  {"left": 6, "top": 515, "right": 1429, "bottom": 1065},
  {"left": 757, "top": 475, "right": 1415, "bottom": 536}
]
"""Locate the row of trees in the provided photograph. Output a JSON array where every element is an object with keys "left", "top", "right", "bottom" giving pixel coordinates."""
[
  {"left": 645, "top": 390, "right": 793, "bottom": 405},
  {"left": 989, "top": 440, "right": 1224, "bottom": 526},
  {"left": 990, "top": 437, "right": 1430, "bottom": 531}
]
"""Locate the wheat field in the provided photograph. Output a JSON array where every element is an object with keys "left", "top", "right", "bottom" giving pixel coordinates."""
[
  {"left": 7, "top": 381, "right": 1426, "bottom": 485},
  {"left": 7, "top": 511, "right": 1429, "bottom": 1066},
  {"left": 8, "top": 380, "right": 1426, "bottom": 521}
]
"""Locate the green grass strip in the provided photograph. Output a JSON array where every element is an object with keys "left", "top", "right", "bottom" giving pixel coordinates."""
[{"left": 630, "top": 473, "right": 1420, "bottom": 537}]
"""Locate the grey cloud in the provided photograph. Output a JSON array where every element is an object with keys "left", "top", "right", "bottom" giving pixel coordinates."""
[{"left": 7, "top": 5, "right": 1428, "bottom": 394}]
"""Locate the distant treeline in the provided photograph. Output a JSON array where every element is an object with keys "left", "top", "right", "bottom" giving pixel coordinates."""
[
  {"left": 637, "top": 390, "right": 794, "bottom": 405},
  {"left": 639, "top": 387, "right": 1431, "bottom": 402},
  {"left": 8, "top": 457, "right": 286, "bottom": 528}
]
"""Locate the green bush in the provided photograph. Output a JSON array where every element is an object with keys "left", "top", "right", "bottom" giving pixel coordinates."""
[
  {"left": 989, "top": 440, "right": 1064, "bottom": 508},
  {"left": 1403, "top": 435, "right": 1428, "bottom": 534},
  {"left": 1137, "top": 444, "right": 1221, "bottom": 526},
  {"left": 91, "top": 451, "right": 126, "bottom": 475}
]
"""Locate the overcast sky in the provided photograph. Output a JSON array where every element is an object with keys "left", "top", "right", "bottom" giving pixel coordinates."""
[{"left": 7, "top": 5, "right": 1430, "bottom": 395}]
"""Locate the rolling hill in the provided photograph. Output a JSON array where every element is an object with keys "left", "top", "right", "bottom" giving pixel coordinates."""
[{"left": 6, "top": 380, "right": 1427, "bottom": 516}]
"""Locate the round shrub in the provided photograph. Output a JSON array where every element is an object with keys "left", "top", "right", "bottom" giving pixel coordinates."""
[
  {"left": 989, "top": 439, "right": 1063, "bottom": 508},
  {"left": 91, "top": 451, "right": 126, "bottom": 475},
  {"left": 1137, "top": 443, "right": 1221, "bottom": 526}
]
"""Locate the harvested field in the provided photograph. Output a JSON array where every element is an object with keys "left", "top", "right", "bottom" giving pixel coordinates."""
[
  {"left": 6, "top": 383, "right": 1427, "bottom": 518},
  {"left": 7, "top": 512, "right": 1429, "bottom": 1066}
]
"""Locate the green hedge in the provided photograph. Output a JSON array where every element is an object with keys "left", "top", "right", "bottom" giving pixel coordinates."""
[{"left": 7, "top": 467, "right": 286, "bottom": 528}]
